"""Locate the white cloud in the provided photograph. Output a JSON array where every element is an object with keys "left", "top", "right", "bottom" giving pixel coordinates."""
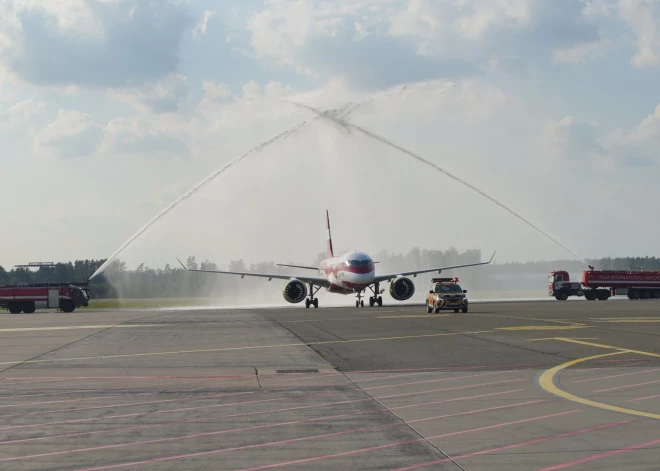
[
  {"left": 1, "top": 0, "right": 193, "bottom": 88},
  {"left": 0, "top": 98, "right": 44, "bottom": 131},
  {"left": 107, "top": 74, "right": 189, "bottom": 114},
  {"left": 34, "top": 109, "right": 103, "bottom": 158},
  {"left": 353, "top": 20, "right": 369, "bottom": 41},
  {"left": 553, "top": 37, "right": 611, "bottom": 64},
  {"left": 193, "top": 10, "right": 216, "bottom": 40},
  {"left": 245, "top": 0, "right": 604, "bottom": 82},
  {"left": 101, "top": 115, "right": 190, "bottom": 158},
  {"left": 618, "top": 0, "right": 660, "bottom": 67},
  {"left": 542, "top": 116, "right": 603, "bottom": 161},
  {"left": 602, "top": 103, "right": 660, "bottom": 165}
]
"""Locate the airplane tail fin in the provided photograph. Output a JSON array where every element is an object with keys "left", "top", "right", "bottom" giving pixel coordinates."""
[{"left": 326, "top": 209, "right": 334, "bottom": 258}]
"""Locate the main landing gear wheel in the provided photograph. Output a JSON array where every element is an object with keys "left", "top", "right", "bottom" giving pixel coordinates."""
[
  {"left": 427, "top": 302, "right": 432, "bottom": 313},
  {"left": 305, "top": 284, "right": 321, "bottom": 308}
]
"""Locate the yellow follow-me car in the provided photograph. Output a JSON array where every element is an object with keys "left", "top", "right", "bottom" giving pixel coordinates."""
[{"left": 426, "top": 278, "right": 468, "bottom": 313}]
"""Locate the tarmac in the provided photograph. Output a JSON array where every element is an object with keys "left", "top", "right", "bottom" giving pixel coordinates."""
[{"left": 1, "top": 299, "right": 659, "bottom": 470}]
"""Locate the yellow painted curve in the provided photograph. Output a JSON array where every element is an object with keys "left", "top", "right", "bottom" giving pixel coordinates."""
[{"left": 538, "top": 351, "right": 660, "bottom": 420}]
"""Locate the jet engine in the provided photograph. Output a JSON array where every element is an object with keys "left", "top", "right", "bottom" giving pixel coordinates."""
[
  {"left": 389, "top": 276, "right": 415, "bottom": 301},
  {"left": 282, "top": 279, "right": 307, "bottom": 304}
]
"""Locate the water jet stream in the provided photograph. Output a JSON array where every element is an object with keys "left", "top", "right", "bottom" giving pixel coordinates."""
[
  {"left": 288, "top": 101, "right": 585, "bottom": 264},
  {"left": 90, "top": 120, "right": 310, "bottom": 280}
]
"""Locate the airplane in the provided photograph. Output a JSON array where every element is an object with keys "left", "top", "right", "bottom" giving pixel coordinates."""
[{"left": 177, "top": 210, "right": 495, "bottom": 308}]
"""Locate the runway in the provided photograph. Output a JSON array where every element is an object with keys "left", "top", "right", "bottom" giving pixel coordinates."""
[{"left": 1, "top": 300, "right": 659, "bottom": 470}]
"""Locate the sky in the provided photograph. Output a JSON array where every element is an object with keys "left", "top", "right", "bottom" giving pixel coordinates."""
[{"left": 2, "top": 0, "right": 660, "bottom": 271}]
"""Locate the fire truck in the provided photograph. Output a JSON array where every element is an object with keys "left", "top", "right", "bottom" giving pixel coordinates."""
[
  {"left": 549, "top": 267, "right": 660, "bottom": 301},
  {"left": 0, "top": 282, "right": 90, "bottom": 313}
]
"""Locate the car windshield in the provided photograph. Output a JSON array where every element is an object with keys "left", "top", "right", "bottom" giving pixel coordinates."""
[{"left": 435, "top": 284, "right": 462, "bottom": 293}]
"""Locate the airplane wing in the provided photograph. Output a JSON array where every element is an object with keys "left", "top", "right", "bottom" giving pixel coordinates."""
[
  {"left": 177, "top": 258, "right": 331, "bottom": 287},
  {"left": 276, "top": 263, "right": 319, "bottom": 271},
  {"left": 373, "top": 251, "right": 496, "bottom": 283}
]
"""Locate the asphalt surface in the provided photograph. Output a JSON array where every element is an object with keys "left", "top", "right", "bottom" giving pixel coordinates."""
[{"left": 1, "top": 300, "right": 659, "bottom": 470}]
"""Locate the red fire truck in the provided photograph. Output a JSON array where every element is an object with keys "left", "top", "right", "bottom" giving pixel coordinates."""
[
  {"left": 0, "top": 282, "right": 90, "bottom": 313},
  {"left": 549, "top": 267, "right": 660, "bottom": 301}
]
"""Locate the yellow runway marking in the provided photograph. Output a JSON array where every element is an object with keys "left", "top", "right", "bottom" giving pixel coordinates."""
[
  {"left": 538, "top": 352, "right": 660, "bottom": 420},
  {"left": 0, "top": 325, "right": 165, "bottom": 333},
  {"left": 528, "top": 337, "right": 599, "bottom": 341},
  {"left": 498, "top": 325, "right": 589, "bottom": 331},
  {"left": 378, "top": 315, "right": 451, "bottom": 319},
  {"left": 591, "top": 319, "right": 660, "bottom": 323},
  {"left": 535, "top": 337, "right": 660, "bottom": 358},
  {"left": 536, "top": 337, "right": 660, "bottom": 420},
  {"left": 0, "top": 330, "right": 494, "bottom": 366}
]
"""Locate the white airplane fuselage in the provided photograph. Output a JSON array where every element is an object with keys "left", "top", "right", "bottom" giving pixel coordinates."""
[{"left": 319, "top": 250, "right": 376, "bottom": 294}]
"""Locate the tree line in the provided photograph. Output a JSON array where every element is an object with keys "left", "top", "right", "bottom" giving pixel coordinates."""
[{"left": 2, "top": 252, "right": 660, "bottom": 299}]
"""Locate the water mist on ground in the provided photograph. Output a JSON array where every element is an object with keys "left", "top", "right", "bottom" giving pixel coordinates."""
[{"left": 95, "top": 80, "right": 583, "bottom": 306}]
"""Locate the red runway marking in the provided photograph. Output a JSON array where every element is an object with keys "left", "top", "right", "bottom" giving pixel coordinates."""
[
  {"left": 0, "top": 389, "right": 350, "bottom": 432},
  {"left": 346, "top": 363, "right": 540, "bottom": 376},
  {"left": 0, "top": 393, "right": 153, "bottom": 410},
  {"left": 0, "top": 389, "right": 524, "bottom": 445},
  {"left": 573, "top": 368, "right": 660, "bottom": 383},
  {"left": 72, "top": 400, "right": 554, "bottom": 471},
  {"left": 592, "top": 379, "right": 660, "bottom": 394},
  {"left": 0, "top": 390, "right": 258, "bottom": 422},
  {"left": 376, "top": 378, "right": 524, "bottom": 399},
  {"left": 0, "top": 379, "right": 521, "bottom": 432},
  {"left": 233, "top": 410, "right": 581, "bottom": 471},
  {"left": 628, "top": 393, "right": 660, "bottom": 402},
  {"left": 390, "top": 420, "right": 632, "bottom": 470},
  {"left": 536, "top": 437, "right": 660, "bottom": 470},
  {"left": 2, "top": 399, "right": 546, "bottom": 463},
  {"left": 0, "top": 409, "right": 391, "bottom": 463},
  {"left": 361, "top": 370, "right": 512, "bottom": 391},
  {"left": 353, "top": 363, "right": 540, "bottom": 383}
]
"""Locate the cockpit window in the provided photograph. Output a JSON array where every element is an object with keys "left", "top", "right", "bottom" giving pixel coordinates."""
[{"left": 346, "top": 260, "right": 374, "bottom": 269}]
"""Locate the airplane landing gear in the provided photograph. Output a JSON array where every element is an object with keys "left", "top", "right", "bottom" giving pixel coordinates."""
[
  {"left": 355, "top": 291, "right": 365, "bottom": 308},
  {"left": 367, "top": 282, "right": 384, "bottom": 307},
  {"left": 306, "top": 284, "right": 321, "bottom": 309}
]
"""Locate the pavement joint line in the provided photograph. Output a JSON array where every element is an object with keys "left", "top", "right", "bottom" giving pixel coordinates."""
[
  {"left": 497, "top": 325, "right": 589, "bottom": 331},
  {"left": 0, "top": 325, "right": 168, "bottom": 333},
  {"left": 468, "top": 313, "right": 585, "bottom": 326},
  {"left": 0, "top": 330, "right": 495, "bottom": 366},
  {"left": 536, "top": 341, "right": 660, "bottom": 420}
]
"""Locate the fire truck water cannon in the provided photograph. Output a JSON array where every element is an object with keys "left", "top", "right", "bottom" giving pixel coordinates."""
[{"left": 549, "top": 268, "right": 660, "bottom": 301}]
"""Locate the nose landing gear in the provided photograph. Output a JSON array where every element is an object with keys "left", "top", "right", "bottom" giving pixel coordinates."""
[{"left": 356, "top": 282, "right": 384, "bottom": 308}]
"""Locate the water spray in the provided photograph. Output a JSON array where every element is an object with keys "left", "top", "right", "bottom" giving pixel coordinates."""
[
  {"left": 90, "top": 120, "right": 311, "bottom": 280},
  {"left": 286, "top": 100, "right": 586, "bottom": 264}
]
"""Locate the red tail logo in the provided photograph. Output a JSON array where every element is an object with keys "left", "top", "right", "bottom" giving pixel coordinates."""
[{"left": 326, "top": 209, "right": 334, "bottom": 258}]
